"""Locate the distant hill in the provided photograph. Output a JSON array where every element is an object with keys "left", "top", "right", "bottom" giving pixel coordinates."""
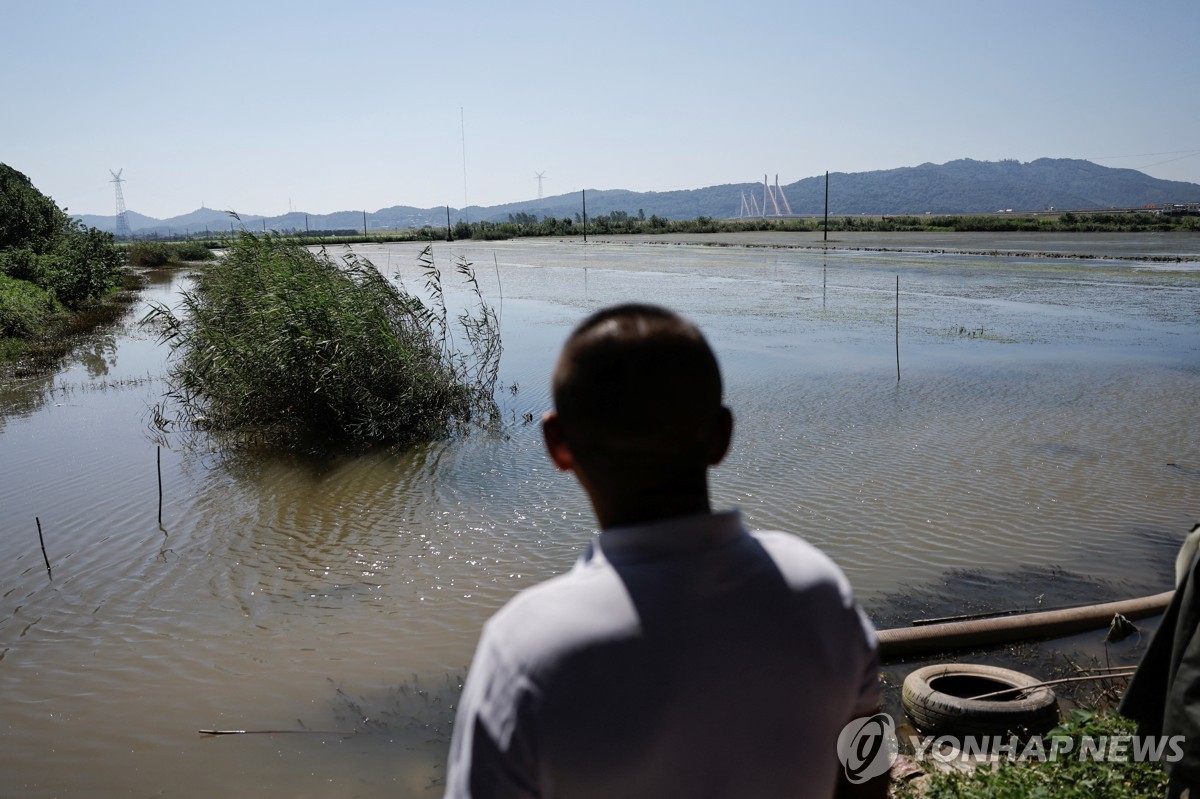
[{"left": 77, "top": 158, "right": 1200, "bottom": 235}]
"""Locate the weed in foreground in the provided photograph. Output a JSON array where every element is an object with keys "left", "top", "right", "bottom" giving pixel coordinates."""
[{"left": 894, "top": 709, "right": 1169, "bottom": 799}]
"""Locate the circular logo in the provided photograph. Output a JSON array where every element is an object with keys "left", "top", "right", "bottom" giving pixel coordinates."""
[{"left": 836, "top": 712, "right": 898, "bottom": 784}]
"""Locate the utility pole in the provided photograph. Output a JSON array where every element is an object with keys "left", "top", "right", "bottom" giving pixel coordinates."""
[
  {"left": 823, "top": 171, "right": 830, "bottom": 242},
  {"left": 109, "top": 170, "right": 131, "bottom": 240}
]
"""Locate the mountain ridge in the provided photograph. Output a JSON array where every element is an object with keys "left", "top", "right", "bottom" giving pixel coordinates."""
[{"left": 76, "top": 158, "right": 1200, "bottom": 236}]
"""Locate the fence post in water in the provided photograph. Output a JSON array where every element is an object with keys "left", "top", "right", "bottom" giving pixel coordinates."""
[
  {"left": 895, "top": 275, "right": 901, "bottom": 382},
  {"left": 157, "top": 446, "right": 163, "bottom": 527},
  {"left": 37, "top": 517, "right": 51, "bottom": 579}
]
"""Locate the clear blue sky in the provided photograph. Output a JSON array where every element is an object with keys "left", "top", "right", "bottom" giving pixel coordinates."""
[{"left": 4, "top": 0, "right": 1198, "bottom": 219}]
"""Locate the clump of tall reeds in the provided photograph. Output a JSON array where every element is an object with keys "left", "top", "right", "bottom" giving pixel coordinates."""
[
  {"left": 126, "top": 241, "right": 216, "bottom": 267},
  {"left": 143, "top": 233, "right": 500, "bottom": 452}
]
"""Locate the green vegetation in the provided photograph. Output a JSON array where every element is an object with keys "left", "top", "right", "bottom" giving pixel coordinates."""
[
  {"left": 896, "top": 709, "right": 1169, "bottom": 799},
  {"left": 125, "top": 240, "right": 216, "bottom": 267},
  {"left": 0, "top": 164, "right": 125, "bottom": 365},
  {"left": 175, "top": 209, "right": 1198, "bottom": 251},
  {"left": 144, "top": 234, "right": 501, "bottom": 453}
]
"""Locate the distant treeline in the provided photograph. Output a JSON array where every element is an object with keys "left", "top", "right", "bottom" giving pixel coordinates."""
[{"left": 162, "top": 209, "right": 1200, "bottom": 249}]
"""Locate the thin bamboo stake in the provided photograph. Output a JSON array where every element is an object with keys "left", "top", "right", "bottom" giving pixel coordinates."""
[
  {"left": 895, "top": 276, "right": 901, "bottom": 382},
  {"left": 157, "top": 446, "right": 163, "bottom": 526},
  {"left": 492, "top": 252, "right": 503, "bottom": 327},
  {"left": 199, "top": 728, "right": 356, "bottom": 736},
  {"left": 914, "top": 603, "right": 1088, "bottom": 626},
  {"left": 966, "top": 671, "right": 1136, "bottom": 701},
  {"left": 36, "top": 517, "right": 51, "bottom": 579}
]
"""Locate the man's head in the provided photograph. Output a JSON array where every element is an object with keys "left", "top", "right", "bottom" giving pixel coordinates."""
[{"left": 542, "top": 304, "right": 732, "bottom": 525}]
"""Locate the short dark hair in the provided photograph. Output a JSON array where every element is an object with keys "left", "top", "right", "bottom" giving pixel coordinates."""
[{"left": 552, "top": 304, "right": 723, "bottom": 467}]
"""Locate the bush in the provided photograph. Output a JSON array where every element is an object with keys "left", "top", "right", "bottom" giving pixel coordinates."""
[
  {"left": 39, "top": 222, "right": 123, "bottom": 308},
  {"left": 170, "top": 241, "right": 215, "bottom": 262},
  {"left": 0, "top": 246, "right": 45, "bottom": 284},
  {"left": 0, "top": 274, "right": 58, "bottom": 338},
  {"left": 126, "top": 241, "right": 172, "bottom": 267},
  {"left": 144, "top": 234, "right": 501, "bottom": 452},
  {"left": 126, "top": 241, "right": 215, "bottom": 267}
]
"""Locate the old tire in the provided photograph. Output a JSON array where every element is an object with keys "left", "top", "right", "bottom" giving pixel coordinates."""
[{"left": 901, "top": 663, "right": 1059, "bottom": 738}]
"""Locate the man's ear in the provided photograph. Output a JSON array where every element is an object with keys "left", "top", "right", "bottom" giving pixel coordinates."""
[
  {"left": 707, "top": 406, "right": 734, "bottom": 466},
  {"left": 542, "top": 411, "right": 575, "bottom": 472}
]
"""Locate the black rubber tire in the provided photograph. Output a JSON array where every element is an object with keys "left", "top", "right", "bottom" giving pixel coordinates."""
[{"left": 901, "top": 663, "right": 1059, "bottom": 738}]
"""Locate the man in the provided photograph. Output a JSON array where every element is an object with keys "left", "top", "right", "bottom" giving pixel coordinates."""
[
  {"left": 1120, "top": 521, "right": 1200, "bottom": 798},
  {"left": 445, "top": 304, "right": 883, "bottom": 798}
]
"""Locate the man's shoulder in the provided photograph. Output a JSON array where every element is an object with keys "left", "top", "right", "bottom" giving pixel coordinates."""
[
  {"left": 480, "top": 546, "right": 633, "bottom": 660},
  {"left": 748, "top": 529, "right": 853, "bottom": 591}
]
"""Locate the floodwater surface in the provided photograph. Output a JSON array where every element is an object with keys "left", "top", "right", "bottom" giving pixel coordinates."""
[{"left": 1, "top": 235, "right": 1198, "bottom": 796}]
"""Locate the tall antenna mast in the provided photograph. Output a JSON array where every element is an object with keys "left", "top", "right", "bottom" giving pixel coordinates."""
[
  {"left": 460, "top": 106, "right": 469, "bottom": 224},
  {"left": 535, "top": 171, "right": 547, "bottom": 199},
  {"left": 110, "top": 169, "right": 130, "bottom": 240}
]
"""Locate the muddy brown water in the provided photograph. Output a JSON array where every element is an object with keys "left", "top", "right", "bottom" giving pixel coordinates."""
[{"left": 2, "top": 234, "right": 1198, "bottom": 796}]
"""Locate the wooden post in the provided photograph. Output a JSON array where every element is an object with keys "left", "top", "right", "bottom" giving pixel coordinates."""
[
  {"left": 582, "top": 189, "right": 588, "bottom": 243},
  {"left": 446, "top": 206, "right": 453, "bottom": 242},
  {"left": 362, "top": 211, "right": 367, "bottom": 236}
]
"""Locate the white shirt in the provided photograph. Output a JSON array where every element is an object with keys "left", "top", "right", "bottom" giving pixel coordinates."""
[{"left": 444, "top": 510, "right": 880, "bottom": 799}]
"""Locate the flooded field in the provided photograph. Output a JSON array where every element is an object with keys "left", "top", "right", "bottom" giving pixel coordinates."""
[{"left": 1, "top": 233, "right": 1198, "bottom": 796}]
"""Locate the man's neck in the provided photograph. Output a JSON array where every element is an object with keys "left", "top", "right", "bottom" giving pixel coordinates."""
[{"left": 591, "top": 483, "right": 711, "bottom": 531}]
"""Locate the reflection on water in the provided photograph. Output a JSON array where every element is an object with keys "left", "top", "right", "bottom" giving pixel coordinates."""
[{"left": 1, "top": 240, "right": 1198, "bottom": 796}]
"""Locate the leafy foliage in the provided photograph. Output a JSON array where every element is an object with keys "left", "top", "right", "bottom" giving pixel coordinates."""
[
  {"left": 144, "top": 234, "right": 501, "bottom": 453},
  {"left": 0, "top": 164, "right": 123, "bottom": 311},
  {"left": 0, "top": 274, "right": 58, "bottom": 338},
  {"left": 898, "top": 709, "right": 1170, "bottom": 799},
  {"left": 0, "top": 164, "right": 64, "bottom": 250}
]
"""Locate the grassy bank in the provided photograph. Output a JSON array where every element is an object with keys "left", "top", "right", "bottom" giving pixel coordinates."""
[{"left": 893, "top": 709, "right": 1169, "bottom": 798}]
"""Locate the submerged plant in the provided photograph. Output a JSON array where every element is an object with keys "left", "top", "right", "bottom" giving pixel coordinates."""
[{"left": 143, "top": 233, "right": 500, "bottom": 452}]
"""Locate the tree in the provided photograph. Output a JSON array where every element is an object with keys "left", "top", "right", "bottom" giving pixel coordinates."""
[
  {"left": 0, "top": 163, "right": 122, "bottom": 310},
  {"left": 0, "top": 163, "right": 66, "bottom": 251}
]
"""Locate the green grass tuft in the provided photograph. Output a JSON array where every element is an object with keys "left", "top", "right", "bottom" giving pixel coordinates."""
[{"left": 897, "top": 709, "right": 1170, "bottom": 799}]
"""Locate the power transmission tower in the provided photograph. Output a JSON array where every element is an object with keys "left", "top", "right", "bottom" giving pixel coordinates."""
[
  {"left": 110, "top": 169, "right": 131, "bottom": 240},
  {"left": 535, "top": 171, "right": 547, "bottom": 199}
]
